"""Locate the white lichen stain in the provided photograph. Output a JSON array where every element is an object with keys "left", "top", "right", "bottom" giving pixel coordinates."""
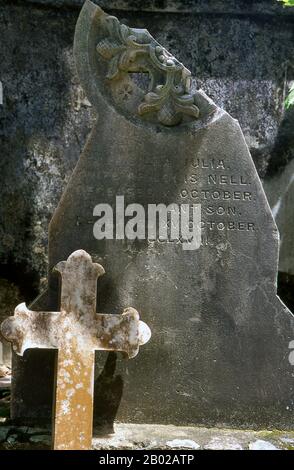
[
  {"left": 66, "top": 388, "right": 75, "bottom": 399},
  {"left": 63, "top": 359, "right": 74, "bottom": 367},
  {"left": 59, "top": 368, "right": 70, "bottom": 379},
  {"left": 64, "top": 377, "right": 72, "bottom": 384},
  {"left": 61, "top": 399, "right": 70, "bottom": 415}
]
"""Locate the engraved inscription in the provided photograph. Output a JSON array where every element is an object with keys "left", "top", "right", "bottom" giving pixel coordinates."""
[{"left": 179, "top": 157, "right": 256, "bottom": 246}]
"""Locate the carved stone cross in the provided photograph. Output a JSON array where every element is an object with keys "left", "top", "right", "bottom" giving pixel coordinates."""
[{"left": 0, "top": 250, "right": 151, "bottom": 450}]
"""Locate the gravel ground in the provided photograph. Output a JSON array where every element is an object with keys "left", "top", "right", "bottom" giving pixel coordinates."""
[{"left": 0, "top": 390, "right": 293, "bottom": 451}]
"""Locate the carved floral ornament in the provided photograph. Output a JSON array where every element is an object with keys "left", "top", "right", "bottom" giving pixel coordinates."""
[{"left": 96, "top": 13, "right": 200, "bottom": 126}]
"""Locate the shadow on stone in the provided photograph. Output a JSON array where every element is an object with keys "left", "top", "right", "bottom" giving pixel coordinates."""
[
  {"left": 278, "top": 271, "right": 294, "bottom": 312},
  {"left": 266, "top": 105, "right": 294, "bottom": 178},
  {"left": 93, "top": 352, "right": 123, "bottom": 435}
]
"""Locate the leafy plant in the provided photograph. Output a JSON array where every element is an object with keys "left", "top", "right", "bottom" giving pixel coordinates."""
[
  {"left": 278, "top": 0, "right": 294, "bottom": 5},
  {"left": 277, "top": 0, "right": 294, "bottom": 107},
  {"left": 285, "top": 83, "right": 294, "bottom": 108}
]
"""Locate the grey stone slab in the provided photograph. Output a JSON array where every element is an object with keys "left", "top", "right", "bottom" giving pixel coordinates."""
[
  {"left": 12, "top": 1, "right": 294, "bottom": 430},
  {"left": 1, "top": 0, "right": 293, "bottom": 296}
]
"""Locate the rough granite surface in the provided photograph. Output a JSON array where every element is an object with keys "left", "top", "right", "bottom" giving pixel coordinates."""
[{"left": 0, "top": 0, "right": 293, "bottom": 296}]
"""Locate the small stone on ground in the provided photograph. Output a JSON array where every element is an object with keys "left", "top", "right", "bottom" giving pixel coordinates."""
[{"left": 249, "top": 440, "right": 278, "bottom": 450}]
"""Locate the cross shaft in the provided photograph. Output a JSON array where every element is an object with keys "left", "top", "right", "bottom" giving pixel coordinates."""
[{"left": 1, "top": 250, "right": 151, "bottom": 450}]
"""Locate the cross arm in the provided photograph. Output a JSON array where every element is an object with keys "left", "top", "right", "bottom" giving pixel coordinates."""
[
  {"left": 0, "top": 302, "right": 60, "bottom": 355},
  {"left": 93, "top": 307, "right": 151, "bottom": 358}
]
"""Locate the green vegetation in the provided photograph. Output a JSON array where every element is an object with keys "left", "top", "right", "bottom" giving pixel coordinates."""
[
  {"left": 278, "top": 0, "right": 294, "bottom": 6},
  {"left": 285, "top": 83, "right": 294, "bottom": 109},
  {"left": 278, "top": 1, "right": 294, "bottom": 107}
]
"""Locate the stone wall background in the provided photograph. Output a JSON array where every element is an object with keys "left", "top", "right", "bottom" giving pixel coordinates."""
[{"left": 0, "top": 0, "right": 293, "bottom": 362}]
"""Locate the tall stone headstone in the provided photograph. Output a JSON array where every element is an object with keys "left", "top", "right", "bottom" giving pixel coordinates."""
[{"left": 12, "top": 1, "right": 294, "bottom": 429}]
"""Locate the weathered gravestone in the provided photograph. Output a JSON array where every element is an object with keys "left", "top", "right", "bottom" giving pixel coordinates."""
[
  {"left": 1, "top": 249, "right": 150, "bottom": 449},
  {"left": 12, "top": 0, "right": 294, "bottom": 429}
]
